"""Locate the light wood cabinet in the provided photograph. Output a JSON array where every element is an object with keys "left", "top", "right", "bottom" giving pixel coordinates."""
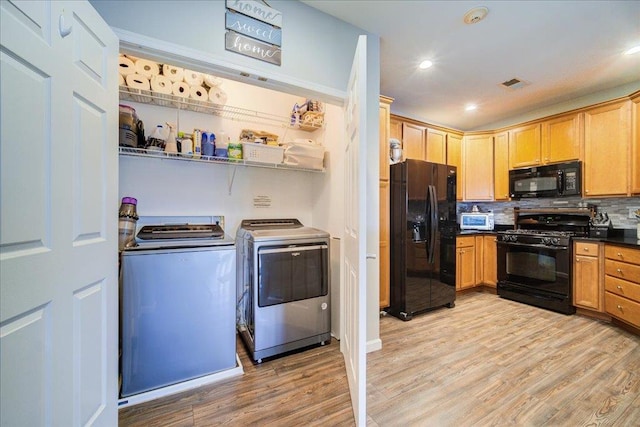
[
  {"left": 379, "top": 97, "right": 393, "bottom": 309},
  {"left": 604, "top": 245, "right": 640, "bottom": 328},
  {"left": 494, "top": 131, "right": 510, "bottom": 200},
  {"left": 447, "top": 133, "right": 463, "bottom": 200},
  {"left": 482, "top": 235, "right": 498, "bottom": 288},
  {"left": 463, "top": 134, "right": 494, "bottom": 201},
  {"left": 402, "top": 122, "right": 425, "bottom": 160},
  {"left": 573, "top": 241, "right": 604, "bottom": 312},
  {"left": 456, "top": 237, "right": 476, "bottom": 290},
  {"left": 390, "top": 117, "right": 403, "bottom": 141},
  {"left": 509, "top": 123, "right": 541, "bottom": 169},
  {"left": 632, "top": 93, "right": 640, "bottom": 194},
  {"left": 541, "top": 112, "right": 582, "bottom": 164},
  {"left": 425, "top": 128, "right": 446, "bottom": 164},
  {"left": 583, "top": 100, "right": 631, "bottom": 197}
]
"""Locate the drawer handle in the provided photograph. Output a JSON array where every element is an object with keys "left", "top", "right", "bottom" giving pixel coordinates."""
[
  {"left": 617, "top": 305, "right": 623, "bottom": 311},
  {"left": 617, "top": 252, "right": 623, "bottom": 258},
  {"left": 617, "top": 268, "right": 623, "bottom": 274},
  {"left": 617, "top": 285, "right": 623, "bottom": 290},
  {"left": 583, "top": 247, "right": 589, "bottom": 252}
]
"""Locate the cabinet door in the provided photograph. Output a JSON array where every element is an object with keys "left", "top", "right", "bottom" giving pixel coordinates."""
[
  {"left": 494, "top": 131, "right": 510, "bottom": 200},
  {"left": 541, "top": 112, "right": 582, "bottom": 164},
  {"left": 425, "top": 128, "right": 446, "bottom": 164},
  {"left": 463, "top": 135, "right": 494, "bottom": 201},
  {"left": 447, "top": 133, "right": 463, "bottom": 200},
  {"left": 482, "top": 235, "right": 498, "bottom": 287},
  {"left": 402, "top": 122, "right": 426, "bottom": 160},
  {"left": 457, "top": 245, "right": 476, "bottom": 290},
  {"left": 379, "top": 181, "right": 390, "bottom": 308},
  {"left": 379, "top": 101, "right": 391, "bottom": 180},
  {"left": 390, "top": 117, "right": 403, "bottom": 141},
  {"left": 574, "top": 255, "right": 601, "bottom": 311},
  {"left": 509, "top": 123, "right": 541, "bottom": 169},
  {"left": 584, "top": 101, "right": 631, "bottom": 197},
  {"left": 632, "top": 95, "right": 640, "bottom": 194}
]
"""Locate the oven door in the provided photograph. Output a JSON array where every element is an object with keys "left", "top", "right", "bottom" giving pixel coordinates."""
[{"left": 497, "top": 241, "right": 570, "bottom": 297}]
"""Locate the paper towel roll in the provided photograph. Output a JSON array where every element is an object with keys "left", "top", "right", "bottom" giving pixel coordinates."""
[
  {"left": 162, "top": 64, "right": 184, "bottom": 82},
  {"left": 172, "top": 81, "right": 190, "bottom": 98},
  {"left": 150, "top": 75, "right": 172, "bottom": 94},
  {"left": 190, "top": 85, "right": 208, "bottom": 102},
  {"left": 209, "top": 87, "right": 228, "bottom": 105},
  {"left": 118, "top": 56, "right": 136, "bottom": 76},
  {"left": 118, "top": 73, "right": 125, "bottom": 86},
  {"left": 125, "top": 73, "right": 150, "bottom": 90},
  {"left": 135, "top": 59, "right": 160, "bottom": 78},
  {"left": 204, "top": 74, "right": 223, "bottom": 88},
  {"left": 184, "top": 69, "right": 204, "bottom": 87}
]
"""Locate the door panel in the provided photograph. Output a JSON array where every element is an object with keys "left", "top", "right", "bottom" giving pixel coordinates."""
[
  {"left": 0, "top": 1, "right": 118, "bottom": 425},
  {"left": 342, "top": 35, "right": 367, "bottom": 426}
]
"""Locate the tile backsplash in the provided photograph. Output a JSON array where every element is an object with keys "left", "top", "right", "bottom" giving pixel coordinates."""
[{"left": 458, "top": 197, "right": 640, "bottom": 229}]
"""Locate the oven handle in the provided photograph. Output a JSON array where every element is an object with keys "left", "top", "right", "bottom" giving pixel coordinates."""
[
  {"left": 259, "top": 245, "right": 328, "bottom": 255},
  {"left": 496, "top": 241, "right": 568, "bottom": 251}
]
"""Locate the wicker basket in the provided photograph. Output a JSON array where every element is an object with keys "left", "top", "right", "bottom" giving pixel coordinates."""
[{"left": 241, "top": 143, "right": 284, "bottom": 164}]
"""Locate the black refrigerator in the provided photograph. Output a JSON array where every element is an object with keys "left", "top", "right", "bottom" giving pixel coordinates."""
[{"left": 387, "top": 159, "right": 457, "bottom": 321}]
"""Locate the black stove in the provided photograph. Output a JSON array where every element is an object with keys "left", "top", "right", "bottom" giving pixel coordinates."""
[{"left": 496, "top": 207, "right": 594, "bottom": 315}]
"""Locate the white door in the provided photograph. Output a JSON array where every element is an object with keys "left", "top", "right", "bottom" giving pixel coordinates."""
[
  {"left": 0, "top": 1, "right": 119, "bottom": 425},
  {"left": 342, "top": 35, "right": 368, "bottom": 426}
]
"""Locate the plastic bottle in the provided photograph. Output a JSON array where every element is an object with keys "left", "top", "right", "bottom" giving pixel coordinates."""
[
  {"left": 147, "top": 125, "right": 165, "bottom": 151},
  {"left": 164, "top": 123, "right": 178, "bottom": 154},
  {"left": 215, "top": 130, "right": 229, "bottom": 158},
  {"left": 177, "top": 131, "right": 192, "bottom": 157},
  {"left": 192, "top": 129, "right": 202, "bottom": 159},
  {"left": 202, "top": 131, "right": 216, "bottom": 157},
  {"left": 118, "top": 197, "right": 138, "bottom": 251}
]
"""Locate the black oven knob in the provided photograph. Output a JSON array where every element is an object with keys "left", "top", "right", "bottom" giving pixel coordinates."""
[
  {"left": 542, "top": 237, "right": 552, "bottom": 245},
  {"left": 551, "top": 237, "right": 560, "bottom": 245}
]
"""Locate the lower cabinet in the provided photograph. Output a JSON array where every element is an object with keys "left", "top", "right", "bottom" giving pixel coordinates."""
[
  {"left": 604, "top": 245, "right": 640, "bottom": 328},
  {"left": 573, "top": 241, "right": 604, "bottom": 312},
  {"left": 456, "top": 236, "right": 476, "bottom": 290},
  {"left": 456, "top": 234, "right": 497, "bottom": 290}
]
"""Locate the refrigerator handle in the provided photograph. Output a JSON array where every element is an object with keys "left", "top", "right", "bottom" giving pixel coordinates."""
[{"left": 428, "top": 185, "right": 437, "bottom": 263}]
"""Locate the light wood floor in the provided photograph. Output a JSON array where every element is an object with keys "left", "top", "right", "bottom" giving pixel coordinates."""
[{"left": 119, "top": 291, "right": 640, "bottom": 426}]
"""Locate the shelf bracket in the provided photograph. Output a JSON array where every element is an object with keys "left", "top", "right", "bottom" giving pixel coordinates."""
[{"left": 228, "top": 164, "right": 238, "bottom": 195}]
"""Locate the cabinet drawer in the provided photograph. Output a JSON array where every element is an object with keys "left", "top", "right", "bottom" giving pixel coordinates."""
[
  {"left": 605, "top": 291, "right": 640, "bottom": 328},
  {"left": 605, "top": 245, "right": 640, "bottom": 264},
  {"left": 605, "top": 275, "right": 640, "bottom": 302},
  {"left": 575, "top": 241, "right": 599, "bottom": 257},
  {"left": 456, "top": 236, "right": 475, "bottom": 248},
  {"left": 605, "top": 259, "right": 640, "bottom": 284}
]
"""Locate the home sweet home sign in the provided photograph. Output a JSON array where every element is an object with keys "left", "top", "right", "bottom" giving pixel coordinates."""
[{"left": 225, "top": 0, "right": 282, "bottom": 66}]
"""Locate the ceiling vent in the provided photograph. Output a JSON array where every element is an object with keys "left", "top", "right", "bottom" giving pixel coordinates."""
[{"left": 500, "top": 78, "right": 530, "bottom": 90}]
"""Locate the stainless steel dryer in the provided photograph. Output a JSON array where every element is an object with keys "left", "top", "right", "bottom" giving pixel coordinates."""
[{"left": 236, "top": 219, "right": 330, "bottom": 362}]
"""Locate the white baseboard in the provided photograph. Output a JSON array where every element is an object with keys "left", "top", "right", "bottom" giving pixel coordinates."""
[{"left": 367, "top": 338, "right": 382, "bottom": 353}]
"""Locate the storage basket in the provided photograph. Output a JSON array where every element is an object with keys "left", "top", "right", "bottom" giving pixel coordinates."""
[{"left": 241, "top": 142, "right": 284, "bottom": 164}]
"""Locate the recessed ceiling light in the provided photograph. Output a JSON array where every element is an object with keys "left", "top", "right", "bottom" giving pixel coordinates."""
[
  {"left": 624, "top": 45, "right": 640, "bottom": 55},
  {"left": 419, "top": 60, "right": 433, "bottom": 69},
  {"left": 465, "top": 104, "right": 477, "bottom": 111}
]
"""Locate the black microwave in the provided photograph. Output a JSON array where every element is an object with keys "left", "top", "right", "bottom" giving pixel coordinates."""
[{"left": 509, "top": 161, "right": 581, "bottom": 199}]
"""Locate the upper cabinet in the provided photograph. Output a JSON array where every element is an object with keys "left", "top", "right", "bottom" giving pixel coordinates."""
[
  {"left": 425, "top": 128, "right": 447, "bottom": 164},
  {"left": 463, "top": 134, "right": 494, "bottom": 201},
  {"left": 583, "top": 100, "right": 631, "bottom": 197},
  {"left": 390, "top": 117, "right": 403, "bottom": 141},
  {"left": 509, "top": 123, "right": 542, "bottom": 169},
  {"left": 541, "top": 112, "right": 582, "bottom": 164},
  {"left": 632, "top": 93, "right": 640, "bottom": 194},
  {"left": 402, "top": 122, "right": 426, "bottom": 160},
  {"left": 379, "top": 97, "right": 393, "bottom": 181},
  {"left": 493, "top": 131, "right": 510, "bottom": 200},
  {"left": 446, "top": 133, "right": 463, "bottom": 201}
]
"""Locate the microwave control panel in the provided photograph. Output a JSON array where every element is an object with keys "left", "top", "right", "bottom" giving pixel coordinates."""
[{"left": 565, "top": 171, "right": 577, "bottom": 191}]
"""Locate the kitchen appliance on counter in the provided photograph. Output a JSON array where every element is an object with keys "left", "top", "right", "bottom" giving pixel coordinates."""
[
  {"left": 236, "top": 218, "right": 331, "bottom": 363},
  {"left": 497, "top": 207, "right": 593, "bottom": 314},
  {"left": 509, "top": 161, "right": 581, "bottom": 199},
  {"left": 119, "top": 216, "right": 237, "bottom": 400},
  {"left": 387, "top": 160, "right": 457, "bottom": 321},
  {"left": 460, "top": 212, "right": 494, "bottom": 231}
]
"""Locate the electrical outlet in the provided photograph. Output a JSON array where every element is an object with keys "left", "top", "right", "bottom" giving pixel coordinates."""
[{"left": 629, "top": 207, "right": 640, "bottom": 219}]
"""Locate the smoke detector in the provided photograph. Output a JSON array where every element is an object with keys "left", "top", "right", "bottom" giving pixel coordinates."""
[{"left": 463, "top": 7, "right": 489, "bottom": 24}]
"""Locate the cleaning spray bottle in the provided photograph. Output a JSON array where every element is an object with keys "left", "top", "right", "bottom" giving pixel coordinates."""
[{"left": 164, "top": 123, "right": 177, "bottom": 154}]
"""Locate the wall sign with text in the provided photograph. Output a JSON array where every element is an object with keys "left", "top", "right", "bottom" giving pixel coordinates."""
[{"left": 225, "top": 0, "right": 282, "bottom": 66}]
